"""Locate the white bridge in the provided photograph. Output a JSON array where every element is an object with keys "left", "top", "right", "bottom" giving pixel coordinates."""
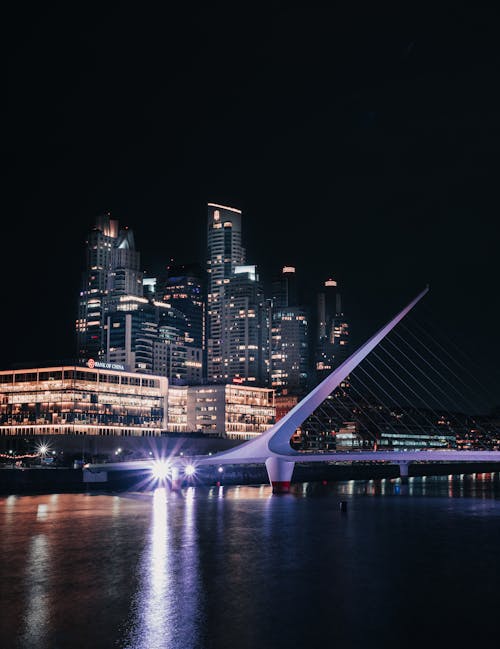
[{"left": 85, "top": 287, "right": 500, "bottom": 492}]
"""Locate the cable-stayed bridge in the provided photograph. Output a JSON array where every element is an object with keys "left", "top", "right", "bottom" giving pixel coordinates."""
[{"left": 85, "top": 287, "right": 500, "bottom": 492}]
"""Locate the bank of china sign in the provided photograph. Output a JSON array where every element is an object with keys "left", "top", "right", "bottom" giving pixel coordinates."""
[{"left": 86, "top": 359, "right": 125, "bottom": 371}]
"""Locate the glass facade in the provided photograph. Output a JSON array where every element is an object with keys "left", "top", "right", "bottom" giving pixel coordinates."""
[{"left": 0, "top": 366, "right": 168, "bottom": 436}]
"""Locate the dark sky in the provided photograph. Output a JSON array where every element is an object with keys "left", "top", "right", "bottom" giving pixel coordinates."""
[{"left": 3, "top": 3, "right": 500, "bottom": 408}]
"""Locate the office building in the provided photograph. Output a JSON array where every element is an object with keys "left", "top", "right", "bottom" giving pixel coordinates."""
[
  {"left": 221, "top": 264, "right": 266, "bottom": 384},
  {"left": 76, "top": 213, "right": 143, "bottom": 362},
  {"left": 206, "top": 203, "right": 245, "bottom": 381},
  {"left": 316, "top": 278, "right": 349, "bottom": 381},
  {"left": 0, "top": 365, "right": 168, "bottom": 437},
  {"left": 159, "top": 262, "right": 205, "bottom": 352},
  {"left": 269, "top": 267, "right": 310, "bottom": 397},
  {"left": 186, "top": 384, "right": 275, "bottom": 440}
]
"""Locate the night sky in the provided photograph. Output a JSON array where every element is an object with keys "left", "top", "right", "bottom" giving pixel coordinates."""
[{"left": 4, "top": 4, "right": 500, "bottom": 409}]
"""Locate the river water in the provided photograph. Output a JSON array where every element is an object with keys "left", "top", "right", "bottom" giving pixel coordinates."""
[{"left": 1, "top": 474, "right": 499, "bottom": 649}]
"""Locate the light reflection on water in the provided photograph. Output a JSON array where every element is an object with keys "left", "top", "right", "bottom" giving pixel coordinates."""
[
  {"left": 124, "top": 487, "right": 172, "bottom": 649},
  {"left": 20, "top": 533, "right": 50, "bottom": 648},
  {"left": 1, "top": 474, "right": 500, "bottom": 649}
]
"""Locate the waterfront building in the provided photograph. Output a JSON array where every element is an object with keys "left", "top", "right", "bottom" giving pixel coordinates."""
[
  {"left": 206, "top": 203, "right": 245, "bottom": 381},
  {"left": 166, "top": 384, "right": 188, "bottom": 432},
  {"left": 186, "top": 384, "right": 275, "bottom": 440},
  {"left": 0, "top": 365, "right": 168, "bottom": 437},
  {"left": 275, "top": 394, "right": 299, "bottom": 422}
]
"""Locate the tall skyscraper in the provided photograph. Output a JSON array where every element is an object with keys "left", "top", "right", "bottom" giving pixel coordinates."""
[
  {"left": 158, "top": 262, "right": 205, "bottom": 355},
  {"left": 221, "top": 264, "right": 265, "bottom": 384},
  {"left": 206, "top": 203, "right": 245, "bottom": 381},
  {"left": 106, "top": 228, "right": 143, "bottom": 299},
  {"left": 76, "top": 213, "right": 119, "bottom": 361},
  {"left": 269, "top": 266, "right": 310, "bottom": 396},
  {"left": 77, "top": 213, "right": 143, "bottom": 363},
  {"left": 316, "top": 278, "right": 349, "bottom": 381},
  {"left": 271, "top": 265, "right": 298, "bottom": 309}
]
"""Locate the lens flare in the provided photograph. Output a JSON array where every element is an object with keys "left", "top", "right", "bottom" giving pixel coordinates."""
[{"left": 151, "top": 461, "right": 170, "bottom": 481}]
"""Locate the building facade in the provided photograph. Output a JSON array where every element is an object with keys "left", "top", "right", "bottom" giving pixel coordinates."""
[
  {"left": 76, "top": 213, "right": 143, "bottom": 362},
  {"left": 0, "top": 365, "right": 168, "bottom": 437},
  {"left": 316, "top": 278, "right": 349, "bottom": 381},
  {"left": 185, "top": 384, "right": 275, "bottom": 440},
  {"left": 221, "top": 265, "right": 266, "bottom": 384},
  {"left": 206, "top": 203, "right": 245, "bottom": 381}
]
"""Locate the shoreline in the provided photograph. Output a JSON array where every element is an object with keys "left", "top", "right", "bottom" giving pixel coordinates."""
[{"left": 1, "top": 461, "right": 500, "bottom": 496}]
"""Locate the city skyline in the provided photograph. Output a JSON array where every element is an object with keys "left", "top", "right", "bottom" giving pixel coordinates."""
[{"left": 4, "top": 4, "right": 500, "bottom": 409}]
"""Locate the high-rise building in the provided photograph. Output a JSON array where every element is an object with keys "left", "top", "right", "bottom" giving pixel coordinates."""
[
  {"left": 221, "top": 265, "right": 265, "bottom": 384},
  {"left": 76, "top": 213, "right": 142, "bottom": 362},
  {"left": 270, "top": 306, "right": 309, "bottom": 395},
  {"left": 269, "top": 267, "right": 310, "bottom": 397},
  {"left": 106, "top": 228, "right": 143, "bottom": 299},
  {"left": 316, "top": 278, "right": 349, "bottom": 381},
  {"left": 105, "top": 297, "right": 203, "bottom": 381},
  {"left": 206, "top": 203, "right": 245, "bottom": 381},
  {"left": 105, "top": 296, "right": 157, "bottom": 373},
  {"left": 76, "top": 213, "right": 119, "bottom": 361},
  {"left": 271, "top": 265, "right": 298, "bottom": 309},
  {"left": 158, "top": 262, "right": 205, "bottom": 358},
  {"left": 155, "top": 303, "right": 203, "bottom": 384}
]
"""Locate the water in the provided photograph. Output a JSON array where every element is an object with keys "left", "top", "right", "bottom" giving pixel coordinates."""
[{"left": 1, "top": 474, "right": 500, "bottom": 649}]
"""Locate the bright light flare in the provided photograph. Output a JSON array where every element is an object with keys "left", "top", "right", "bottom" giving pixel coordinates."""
[
  {"left": 184, "top": 464, "right": 196, "bottom": 477},
  {"left": 151, "top": 460, "right": 171, "bottom": 481},
  {"left": 37, "top": 443, "right": 50, "bottom": 456}
]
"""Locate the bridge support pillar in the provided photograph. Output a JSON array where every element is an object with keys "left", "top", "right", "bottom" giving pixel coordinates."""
[
  {"left": 265, "top": 456, "right": 295, "bottom": 494},
  {"left": 398, "top": 461, "right": 410, "bottom": 484},
  {"left": 170, "top": 466, "right": 181, "bottom": 491}
]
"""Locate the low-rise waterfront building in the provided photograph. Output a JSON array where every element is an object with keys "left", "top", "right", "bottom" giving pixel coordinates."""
[
  {"left": 0, "top": 364, "right": 168, "bottom": 437},
  {"left": 186, "top": 384, "right": 275, "bottom": 440}
]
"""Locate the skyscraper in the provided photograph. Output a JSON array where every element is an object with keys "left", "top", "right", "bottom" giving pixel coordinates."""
[
  {"left": 106, "top": 228, "right": 143, "bottom": 299},
  {"left": 316, "top": 278, "right": 349, "bottom": 381},
  {"left": 105, "top": 296, "right": 157, "bottom": 372},
  {"left": 158, "top": 262, "right": 205, "bottom": 355},
  {"left": 269, "top": 266, "right": 310, "bottom": 396},
  {"left": 76, "top": 213, "right": 119, "bottom": 361},
  {"left": 77, "top": 213, "right": 143, "bottom": 364},
  {"left": 206, "top": 203, "right": 245, "bottom": 381},
  {"left": 271, "top": 265, "right": 298, "bottom": 309},
  {"left": 221, "top": 264, "right": 265, "bottom": 384}
]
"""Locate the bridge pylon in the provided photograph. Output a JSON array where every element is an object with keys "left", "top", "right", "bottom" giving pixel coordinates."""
[
  {"left": 398, "top": 461, "right": 410, "bottom": 483},
  {"left": 265, "top": 456, "right": 295, "bottom": 494}
]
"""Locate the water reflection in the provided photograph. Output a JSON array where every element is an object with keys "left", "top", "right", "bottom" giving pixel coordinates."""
[
  {"left": 2, "top": 474, "right": 500, "bottom": 649},
  {"left": 20, "top": 533, "right": 50, "bottom": 648},
  {"left": 298, "top": 471, "right": 500, "bottom": 500},
  {"left": 124, "top": 486, "right": 204, "bottom": 649},
  {"left": 125, "top": 487, "right": 173, "bottom": 649}
]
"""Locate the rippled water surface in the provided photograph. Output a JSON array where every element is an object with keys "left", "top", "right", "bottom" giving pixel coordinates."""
[{"left": 1, "top": 474, "right": 500, "bottom": 649}]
